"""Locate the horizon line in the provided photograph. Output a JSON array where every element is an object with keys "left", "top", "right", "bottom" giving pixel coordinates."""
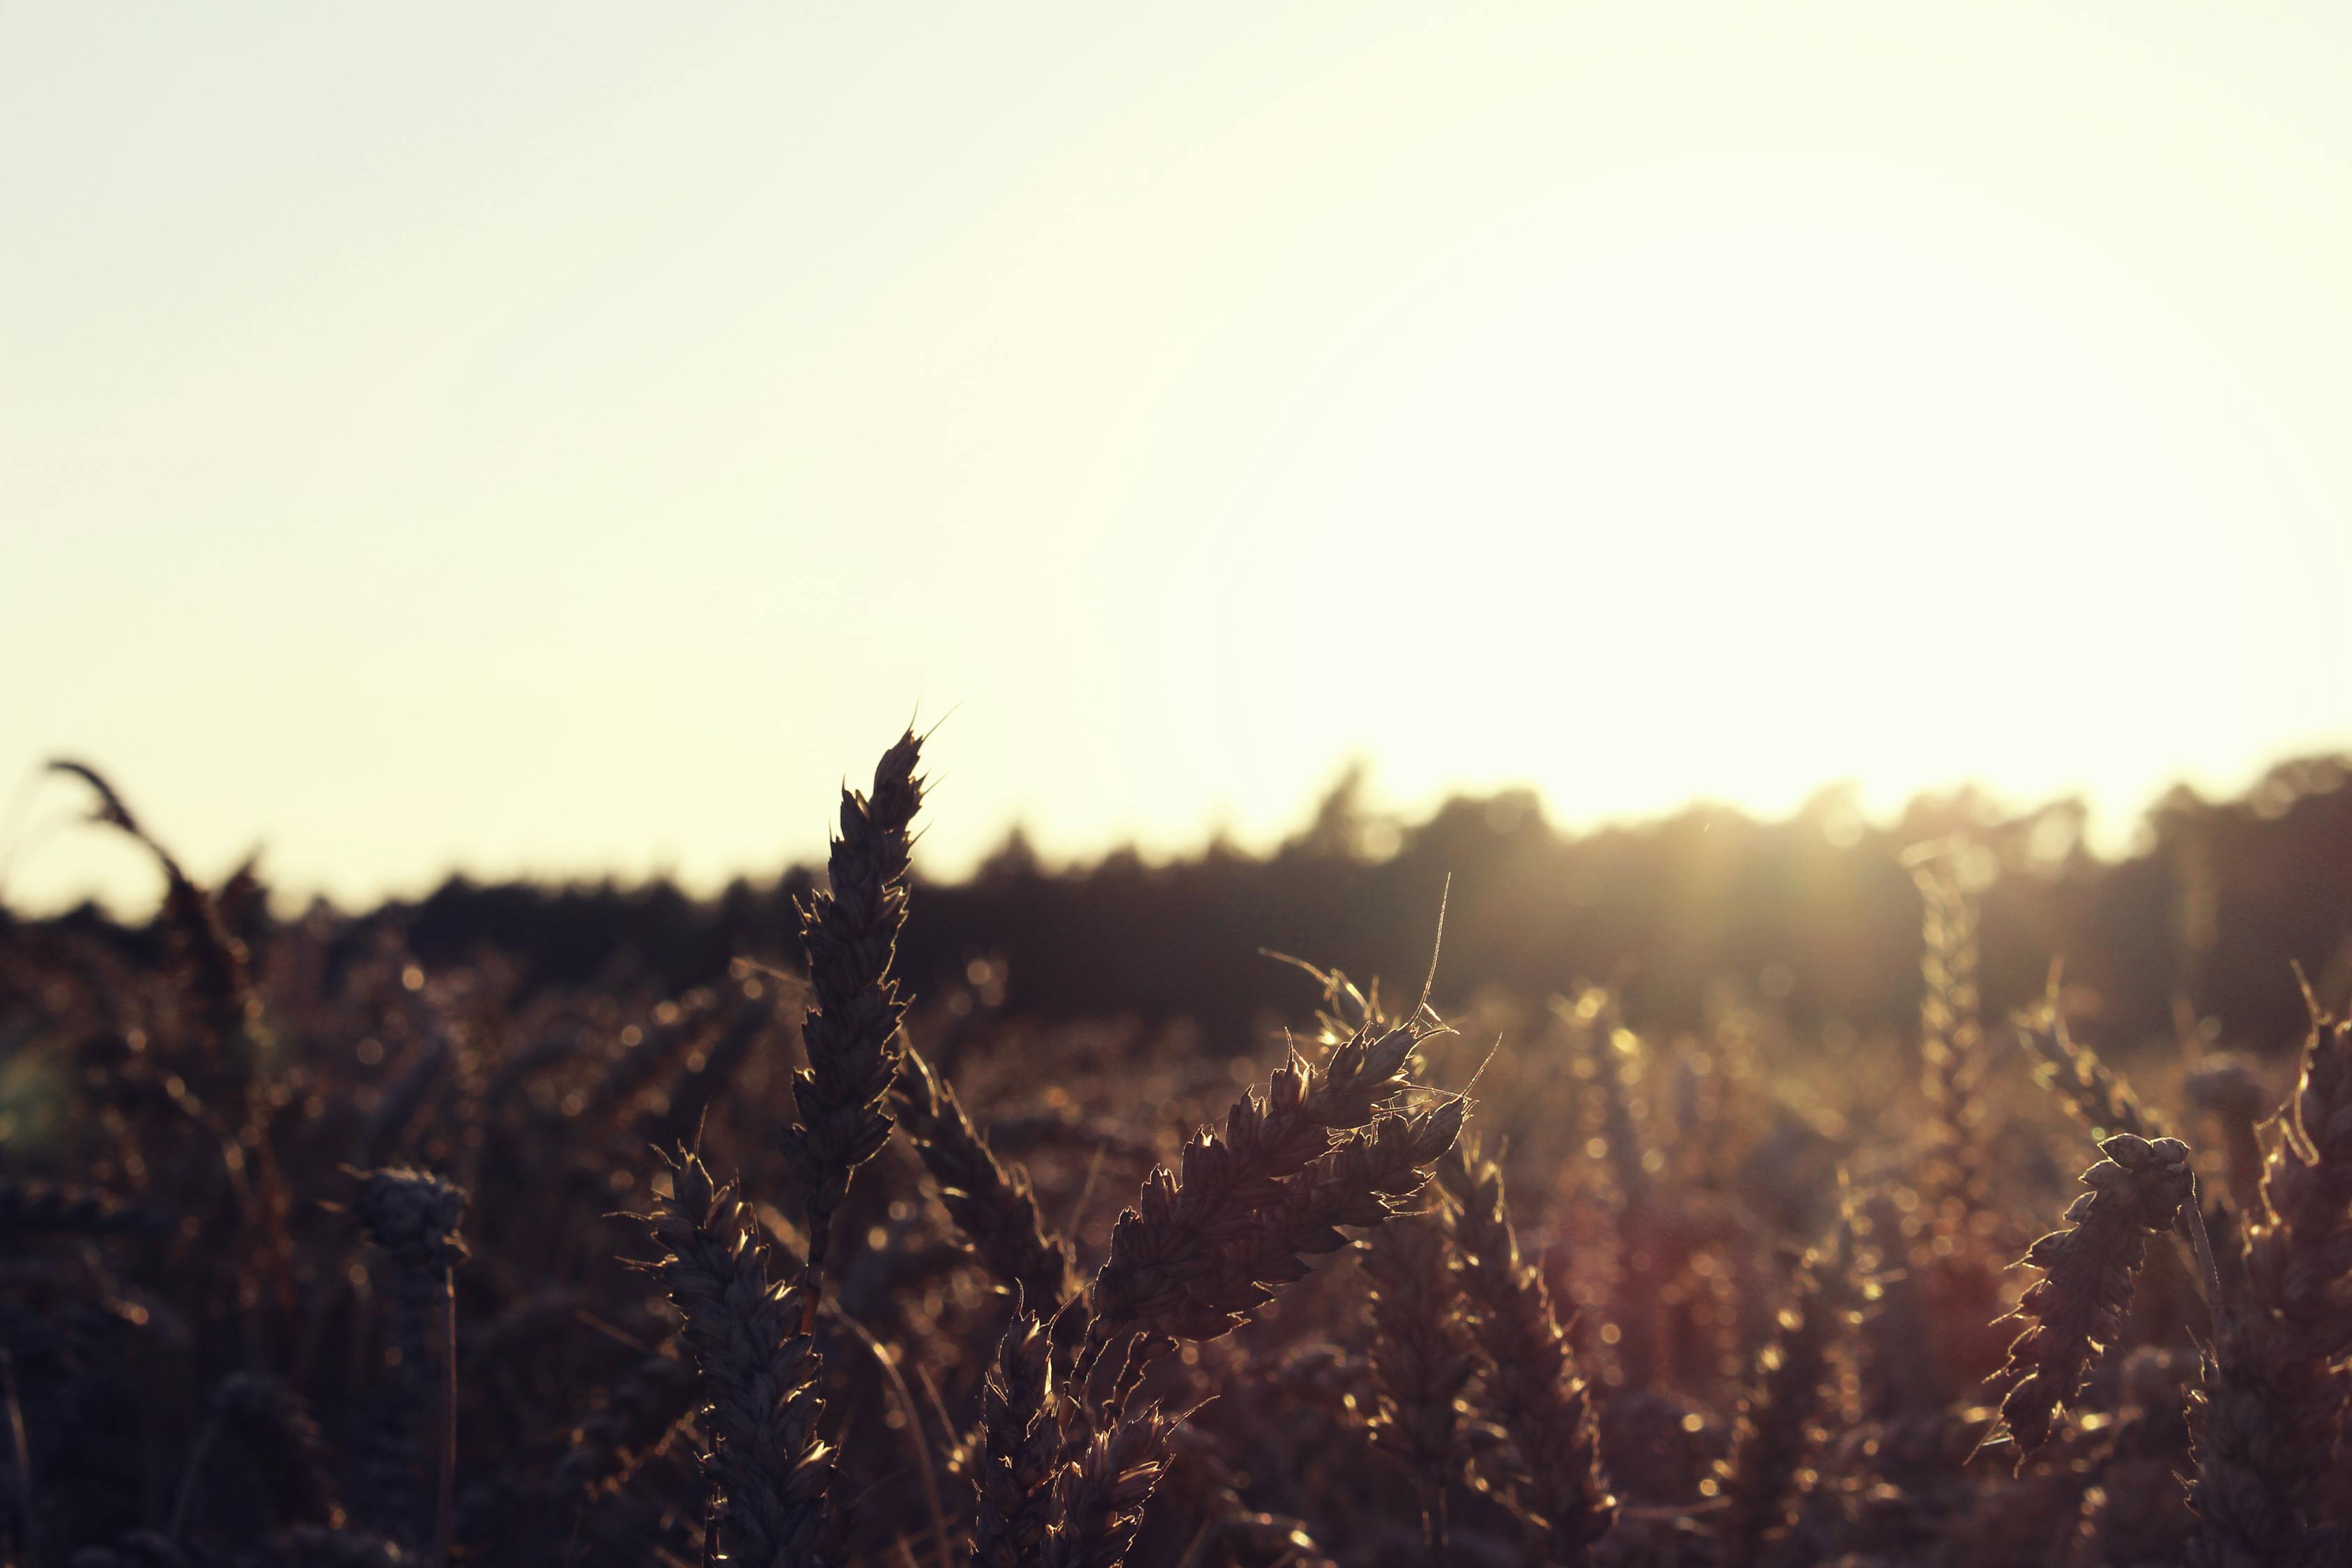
[{"left": 13, "top": 746, "right": 2345, "bottom": 925}]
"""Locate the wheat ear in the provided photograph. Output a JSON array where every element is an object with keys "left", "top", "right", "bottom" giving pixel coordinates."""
[
  {"left": 780, "top": 729, "right": 925, "bottom": 1329},
  {"left": 2188, "top": 1009, "right": 2352, "bottom": 1567},
  {"left": 1985, "top": 1133, "right": 2193, "bottom": 1462},
  {"left": 638, "top": 1148, "right": 835, "bottom": 1568},
  {"left": 1438, "top": 1143, "right": 1615, "bottom": 1567},
  {"left": 353, "top": 1169, "right": 466, "bottom": 1567}
]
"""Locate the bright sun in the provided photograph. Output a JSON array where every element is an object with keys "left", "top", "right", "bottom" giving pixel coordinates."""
[{"left": 1149, "top": 206, "right": 2268, "bottom": 836}]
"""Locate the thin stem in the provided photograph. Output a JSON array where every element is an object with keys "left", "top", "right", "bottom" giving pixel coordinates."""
[
  {"left": 167, "top": 1402, "right": 225, "bottom": 1544},
  {"left": 434, "top": 1270, "right": 456, "bottom": 1568},
  {"left": 1171, "top": 1521, "right": 1217, "bottom": 1568},
  {"left": 2177, "top": 1171, "right": 2226, "bottom": 1360},
  {"left": 0, "top": 1351, "right": 34, "bottom": 1567},
  {"left": 829, "top": 1303, "right": 953, "bottom": 1568}
]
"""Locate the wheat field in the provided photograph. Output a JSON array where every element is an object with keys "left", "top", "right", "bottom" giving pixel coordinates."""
[{"left": 2, "top": 731, "right": 2348, "bottom": 1568}]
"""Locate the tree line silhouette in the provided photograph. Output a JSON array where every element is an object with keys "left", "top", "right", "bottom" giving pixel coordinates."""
[{"left": 21, "top": 755, "right": 2352, "bottom": 1061}]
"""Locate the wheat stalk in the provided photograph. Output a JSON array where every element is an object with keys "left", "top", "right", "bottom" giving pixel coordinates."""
[
  {"left": 1361, "top": 1210, "right": 1476, "bottom": 1559},
  {"left": 2014, "top": 986, "right": 2175, "bottom": 1145},
  {"left": 1985, "top": 1133, "right": 2193, "bottom": 1463},
  {"left": 1711, "top": 1210, "right": 1861, "bottom": 1568},
  {"left": 637, "top": 1148, "right": 836, "bottom": 1568},
  {"left": 1907, "top": 854, "right": 1994, "bottom": 1238},
  {"left": 781, "top": 729, "right": 925, "bottom": 1329},
  {"left": 2188, "top": 1008, "right": 2352, "bottom": 1567},
  {"left": 352, "top": 1169, "right": 466, "bottom": 1567},
  {"left": 893, "top": 1047, "right": 1075, "bottom": 1314},
  {"left": 1438, "top": 1142, "right": 1615, "bottom": 1567},
  {"left": 970, "top": 1310, "right": 1057, "bottom": 1568}
]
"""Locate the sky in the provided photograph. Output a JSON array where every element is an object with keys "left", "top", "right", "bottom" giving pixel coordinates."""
[{"left": 6, "top": 3, "right": 2351, "bottom": 914}]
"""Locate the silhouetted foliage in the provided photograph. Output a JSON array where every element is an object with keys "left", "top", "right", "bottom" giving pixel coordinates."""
[{"left": 241, "top": 755, "right": 2352, "bottom": 1061}]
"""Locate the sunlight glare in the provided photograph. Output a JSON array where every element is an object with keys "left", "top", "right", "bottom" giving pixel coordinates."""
[{"left": 1179, "top": 202, "right": 2264, "bottom": 833}]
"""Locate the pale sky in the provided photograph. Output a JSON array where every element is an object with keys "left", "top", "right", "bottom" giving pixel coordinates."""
[{"left": 6, "top": 3, "right": 2351, "bottom": 914}]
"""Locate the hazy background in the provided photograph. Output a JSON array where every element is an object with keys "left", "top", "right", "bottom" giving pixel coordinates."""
[{"left": 7, "top": 2, "right": 2351, "bottom": 914}]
